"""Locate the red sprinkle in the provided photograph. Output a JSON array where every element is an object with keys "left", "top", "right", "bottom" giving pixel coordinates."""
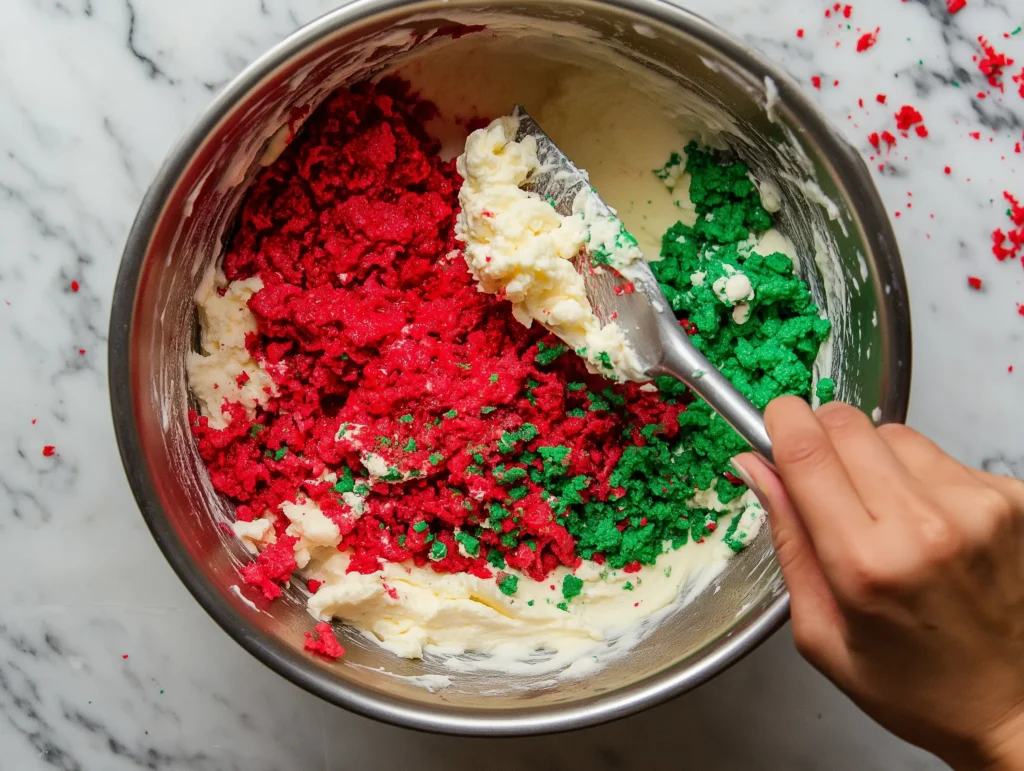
[
  {"left": 944, "top": 166, "right": 952, "bottom": 174},
  {"left": 797, "top": 28, "right": 805, "bottom": 38},
  {"left": 42, "top": 445, "right": 56, "bottom": 457},
  {"left": 304, "top": 622, "right": 345, "bottom": 659},
  {"left": 868, "top": 132, "right": 881, "bottom": 149},
  {"left": 78, "top": 348, "right": 86, "bottom": 355},
  {"left": 307, "top": 579, "right": 322, "bottom": 593},
  {"left": 856, "top": 29, "right": 879, "bottom": 52},
  {"left": 122, "top": 654, "right": 129, "bottom": 660},
  {"left": 876, "top": 93, "right": 887, "bottom": 104},
  {"left": 967, "top": 276, "right": 983, "bottom": 289},
  {"left": 881, "top": 130, "right": 897, "bottom": 148},
  {"left": 70, "top": 280, "right": 80, "bottom": 292},
  {"left": 842, "top": 4, "right": 852, "bottom": 18},
  {"left": 915, "top": 125, "right": 929, "bottom": 138},
  {"left": 811, "top": 75, "right": 822, "bottom": 89},
  {"left": 946, "top": 0, "right": 966, "bottom": 12},
  {"left": 969, "top": 131, "right": 981, "bottom": 140},
  {"left": 1018, "top": 304, "right": 1024, "bottom": 317}
]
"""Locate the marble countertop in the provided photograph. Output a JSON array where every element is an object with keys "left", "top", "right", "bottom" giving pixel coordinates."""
[{"left": 3, "top": 0, "right": 1022, "bottom": 768}]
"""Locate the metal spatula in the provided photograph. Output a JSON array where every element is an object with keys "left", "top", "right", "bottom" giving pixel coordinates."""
[{"left": 512, "top": 105, "right": 774, "bottom": 464}]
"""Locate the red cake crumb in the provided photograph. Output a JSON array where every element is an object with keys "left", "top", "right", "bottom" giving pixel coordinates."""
[
  {"left": 42, "top": 445, "right": 56, "bottom": 457},
  {"left": 811, "top": 75, "right": 822, "bottom": 89},
  {"left": 977, "top": 37, "right": 1014, "bottom": 90},
  {"left": 968, "top": 276, "right": 983, "bottom": 289},
  {"left": 856, "top": 29, "right": 879, "bottom": 52},
  {"left": 895, "top": 105, "right": 924, "bottom": 131},
  {"left": 304, "top": 621, "right": 345, "bottom": 659},
  {"left": 946, "top": 0, "right": 966, "bottom": 13},
  {"left": 190, "top": 80, "right": 689, "bottom": 600}
]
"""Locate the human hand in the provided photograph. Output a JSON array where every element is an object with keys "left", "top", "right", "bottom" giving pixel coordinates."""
[{"left": 731, "top": 397, "right": 1024, "bottom": 770}]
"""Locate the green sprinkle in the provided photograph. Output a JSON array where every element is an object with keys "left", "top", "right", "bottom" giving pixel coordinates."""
[
  {"left": 567, "top": 382, "right": 587, "bottom": 391},
  {"left": 429, "top": 453, "right": 444, "bottom": 465},
  {"left": 489, "top": 374, "right": 499, "bottom": 382},
  {"left": 412, "top": 521, "right": 429, "bottom": 533},
  {"left": 273, "top": 447, "right": 287, "bottom": 460},
  {"left": 527, "top": 599, "right": 535, "bottom": 606},
  {"left": 566, "top": 408, "right": 586, "bottom": 418},
  {"left": 562, "top": 574, "right": 584, "bottom": 602},
  {"left": 354, "top": 484, "right": 369, "bottom": 495},
  {"left": 249, "top": 424, "right": 265, "bottom": 438},
  {"left": 443, "top": 409, "right": 458, "bottom": 419},
  {"left": 397, "top": 535, "right": 407, "bottom": 547},
  {"left": 498, "top": 574, "right": 519, "bottom": 596},
  {"left": 556, "top": 602, "right": 569, "bottom": 612},
  {"left": 623, "top": 581, "right": 634, "bottom": 591},
  {"left": 480, "top": 406, "right": 497, "bottom": 414},
  {"left": 398, "top": 414, "right": 414, "bottom": 423},
  {"left": 403, "top": 438, "right": 417, "bottom": 452}
]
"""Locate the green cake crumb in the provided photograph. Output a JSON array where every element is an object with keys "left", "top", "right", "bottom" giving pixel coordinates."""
[
  {"left": 815, "top": 377, "right": 836, "bottom": 404},
  {"left": 562, "top": 574, "right": 584, "bottom": 602},
  {"left": 498, "top": 574, "right": 519, "bottom": 596}
]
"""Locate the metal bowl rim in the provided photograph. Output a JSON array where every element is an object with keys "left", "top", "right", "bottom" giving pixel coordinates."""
[{"left": 108, "top": 0, "right": 912, "bottom": 736}]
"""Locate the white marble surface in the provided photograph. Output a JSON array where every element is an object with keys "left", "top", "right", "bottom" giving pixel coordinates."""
[{"left": 3, "top": 0, "right": 1023, "bottom": 768}]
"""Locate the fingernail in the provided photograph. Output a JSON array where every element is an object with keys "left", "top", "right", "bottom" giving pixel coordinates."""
[{"left": 730, "top": 456, "right": 768, "bottom": 508}]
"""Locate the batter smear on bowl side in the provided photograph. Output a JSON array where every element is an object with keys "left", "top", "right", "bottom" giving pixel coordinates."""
[{"left": 187, "top": 78, "right": 832, "bottom": 668}]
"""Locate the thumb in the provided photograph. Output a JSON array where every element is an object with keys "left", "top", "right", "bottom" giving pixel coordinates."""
[{"left": 731, "top": 453, "right": 850, "bottom": 674}]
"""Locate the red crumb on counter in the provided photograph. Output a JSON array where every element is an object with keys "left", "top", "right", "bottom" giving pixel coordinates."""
[
  {"left": 967, "top": 276, "right": 983, "bottom": 289},
  {"left": 946, "top": 0, "right": 966, "bottom": 12},
  {"left": 42, "top": 445, "right": 56, "bottom": 457},
  {"left": 304, "top": 622, "right": 345, "bottom": 659},
  {"left": 992, "top": 192, "right": 1024, "bottom": 264},
  {"left": 856, "top": 29, "right": 879, "bottom": 52},
  {"left": 977, "top": 37, "right": 1014, "bottom": 90},
  {"left": 811, "top": 75, "right": 822, "bottom": 89}
]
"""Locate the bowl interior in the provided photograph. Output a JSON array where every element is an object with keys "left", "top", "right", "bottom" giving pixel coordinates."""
[{"left": 112, "top": 0, "right": 910, "bottom": 733}]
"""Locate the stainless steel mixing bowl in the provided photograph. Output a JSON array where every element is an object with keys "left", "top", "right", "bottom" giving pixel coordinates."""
[{"left": 109, "top": 0, "right": 911, "bottom": 735}]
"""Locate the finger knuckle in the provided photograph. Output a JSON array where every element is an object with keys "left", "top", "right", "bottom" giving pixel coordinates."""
[
  {"left": 876, "top": 422, "right": 915, "bottom": 445},
  {"left": 773, "top": 429, "right": 830, "bottom": 470},
  {"left": 816, "top": 402, "right": 866, "bottom": 434},
  {"left": 836, "top": 549, "right": 895, "bottom": 606},
  {"left": 791, "top": 617, "right": 831, "bottom": 664},
  {"left": 916, "top": 517, "right": 964, "bottom": 563}
]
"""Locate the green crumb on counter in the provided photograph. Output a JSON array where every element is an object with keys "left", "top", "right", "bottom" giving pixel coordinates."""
[
  {"left": 815, "top": 377, "right": 836, "bottom": 404},
  {"left": 556, "top": 602, "right": 569, "bottom": 612},
  {"left": 562, "top": 574, "right": 584, "bottom": 602},
  {"left": 498, "top": 574, "right": 519, "bottom": 596},
  {"left": 527, "top": 599, "right": 535, "bottom": 606},
  {"left": 429, "top": 541, "right": 448, "bottom": 561}
]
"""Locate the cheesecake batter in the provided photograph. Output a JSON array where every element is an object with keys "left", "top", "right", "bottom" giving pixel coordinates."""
[{"left": 187, "top": 63, "right": 829, "bottom": 669}]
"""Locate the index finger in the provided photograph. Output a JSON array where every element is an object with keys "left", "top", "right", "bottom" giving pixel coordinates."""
[{"left": 764, "top": 396, "right": 873, "bottom": 560}]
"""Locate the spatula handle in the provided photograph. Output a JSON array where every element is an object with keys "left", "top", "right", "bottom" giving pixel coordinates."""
[{"left": 652, "top": 312, "right": 775, "bottom": 466}]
